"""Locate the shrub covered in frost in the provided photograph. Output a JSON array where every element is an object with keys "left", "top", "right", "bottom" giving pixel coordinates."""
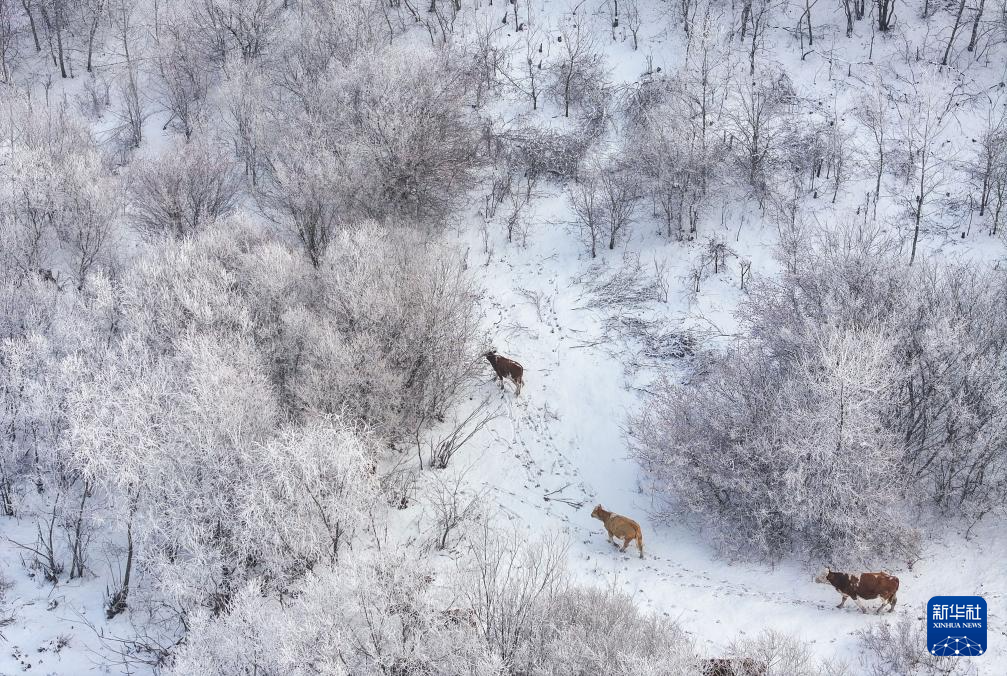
[{"left": 632, "top": 230, "right": 1007, "bottom": 564}]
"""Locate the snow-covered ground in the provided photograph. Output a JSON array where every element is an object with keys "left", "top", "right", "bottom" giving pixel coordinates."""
[
  {"left": 446, "top": 202, "right": 1007, "bottom": 670},
  {"left": 3, "top": 0, "right": 1007, "bottom": 673},
  {"left": 1, "top": 519, "right": 123, "bottom": 674},
  {"left": 3, "top": 191, "right": 1003, "bottom": 673}
]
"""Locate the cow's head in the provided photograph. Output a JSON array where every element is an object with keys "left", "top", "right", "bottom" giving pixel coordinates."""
[
  {"left": 484, "top": 349, "right": 497, "bottom": 360},
  {"left": 813, "top": 567, "right": 831, "bottom": 584},
  {"left": 590, "top": 504, "right": 604, "bottom": 519}
]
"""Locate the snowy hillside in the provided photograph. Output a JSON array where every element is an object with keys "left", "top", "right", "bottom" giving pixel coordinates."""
[{"left": 1, "top": 0, "right": 1006, "bottom": 674}]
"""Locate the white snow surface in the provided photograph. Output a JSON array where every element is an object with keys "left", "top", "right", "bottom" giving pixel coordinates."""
[
  {"left": 446, "top": 201, "right": 1007, "bottom": 672},
  {"left": 3, "top": 0, "right": 1007, "bottom": 674}
]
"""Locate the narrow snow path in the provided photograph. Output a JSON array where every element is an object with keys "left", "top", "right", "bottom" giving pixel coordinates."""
[{"left": 458, "top": 213, "right": 1007, "bottom": 672}]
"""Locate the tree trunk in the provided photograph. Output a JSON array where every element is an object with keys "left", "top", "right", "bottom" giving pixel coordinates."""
[
  {"left": 21, "top": 0, "right": 41, "bottom": 51},
  {"left": 69, "top": 480, "right": 91, "bottom": 579},
  {"left": 749, "top": 24, "right": 758, "bottom": 75},
  {"left": 942, "top": 0, "right": 967, "bottom": 65},
  {"left": 992, "top": 186, "right": 1003, "bottom": 236},
  {"left": 106, "top": 518, "right": 133, "bottom": 619},
  {"left": 873, "top": 145, "right": 884, "bottom": 215},
  {"left": 910, "top": 188, "right": 923, "bottom": 265},
  {"left": 563, "top": 72, "right": 571, "bottom": 117},
  {"left": 39, "top": 5, "right": 67, "bottom": 77},
  {"left": 978, "top": 153, "right": 992, "bottom": 215},
  {"left": 877, "top": 0, "right": 894, "bottom": 31},
  {"left": 86, "top": 12, "right": 101, "bottom": 73},
  {"left": 805, "top": 0, "right": 813, "bottom": 46},
  {"left": 967, "top": 0, "right": 985, "bottom": 52}
]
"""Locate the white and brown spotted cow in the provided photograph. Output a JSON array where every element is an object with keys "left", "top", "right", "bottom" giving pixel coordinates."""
[{"left": 814, "top": 568, "right": 899, "bottom": 614}]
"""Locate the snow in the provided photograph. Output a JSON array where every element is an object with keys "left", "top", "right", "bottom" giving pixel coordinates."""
[
  {"left": 1, "top": 517, "right": 141, "bottom": 675},
  {"left": 449, "top": 195, "right": 1007, "bottom": 671},
  {"left": 3, "top": 0, "right": 1007, "bottom": 673}
]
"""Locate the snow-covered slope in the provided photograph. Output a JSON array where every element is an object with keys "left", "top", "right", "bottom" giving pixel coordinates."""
[
  {"left": 450, "top": 198, "right": 1006, "bottom": 670},
  {"left": 2, "top": 0, "right": 1007, "bottom": 673}
]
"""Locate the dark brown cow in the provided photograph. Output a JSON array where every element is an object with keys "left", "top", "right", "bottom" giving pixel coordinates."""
[
  {"left": 701, "top": 658, "right": 767, "bottom": 676},
  {"left": 814, "top": 568, "right": 899, "bottom": 614},
  {"left": 484, "top": 350, "right": 524, "bottom": 395}
]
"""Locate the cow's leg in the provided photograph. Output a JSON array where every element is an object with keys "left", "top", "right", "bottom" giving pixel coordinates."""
[
  {"left": 606, "top": 530, "right": 614, "bottom": 544},
  {"left": 837, "top": 595, "right": 848, "bottom": 609},
  {"left": 514, "top": 377, "right": 522, "bottom": 396},
  {"left": 620, "top": 536, "right": 631, "bottom": 552},
  {"left": 888, "top": 593, "right": 897, "bottom": 612},
  {"left": 874, "top": 594, "right": 897, "bottom": 614},
  {"left": 852, "top": 597, "right": 868, "bottom": 613}
]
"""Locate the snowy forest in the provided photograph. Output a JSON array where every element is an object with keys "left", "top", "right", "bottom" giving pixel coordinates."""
[{"left": 0, "top": 0, "right": 1005, "bottom": 673}]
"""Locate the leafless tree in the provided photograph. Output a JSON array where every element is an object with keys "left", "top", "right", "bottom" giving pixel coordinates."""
[
  {"left": 38, "top": 0, "right": 69, "bottom": 77},
  {"left": 877, "top": 0, "right": 894, "bottom": 31},
  {"left": 503, "top": 171, "right": 538, "bottom": 245},
  {"left": 703, "top": 235, "right": 734, "bottom": 274},
  {"left": 568, "top": 170, "right": 604, "bottom": 258},
  {"left": 677, "top": 0, "right": 699, "bottom": 36},
  {"left": 258, "top": 125, "right": 346, "bottom": 267},
  {"left": 501, "top": 21, "right": 545, "bottom": 110},
  {"left": 0, "top": 0, "right": 19, "bottom": 82},
  {"left": 855, "top": 75, "right": 893, "bottom": 216},
  {"left": 197, "top": 0, "right": 282, "bottom": 62},
  {"left": 725, "top": 72, "right": 791, "bottom": 202},
  {"left": 468, "top": 15, "right": 506, "bottom": 108},
  {"left": 624, "top": 0, "right": 641, "bottom": 49},
  {"left": 967, "top": 0, "right": 986, "bottom": 53},
  {"left": 112, "top": 0, "right": 145, "bottom": 151},
  {"left": 551, "top": 18, "right": 604, "bottom": 118},
  {"left": 797, "top": 0, "right": 818, "bottom": 51},
  {"left": 825, "top": 116, "right": 856, "bottom": 204},
  {"left": 841, "top": 0, "right": 855, "bottom": 37},
  {"left": 223, "top": 61, "right": 267, "bottom": 186},
  {"left": 623, "top": 19, "right": 725, "bottom": 240},
  {"left": 9, "top": 501, "right": 64, "bottom": 581},
  {"left": 20, "top": 0, "right": 43, "bottom": 54},
  {"left": 155, "top": 19, "right": 212, "bottom": 140},
  {"left": 942, "top": 0, "right": 970, "bottom": 65},
  {"left": 423, "top": 466, "right": 486, "bottom": 551},
  {"left": 971, "top": 95, "right": 1007, "bottom": 235},
  {"left": 893, "top": 68, "right": 958, "bottom": 265},
  {"left": 79, "top": 0, "right": 107, "bottom": 73},
  {"left": 744, "top": 0, "right": 777, "bottom": 75},
  {"left": 129, "top": 138, "right": 242, "bottom": 240},
  {"left": 460, "top": 525, "right": 568, "bottom": 667},
  {"left": 739, "top": 257, "right": 752, "bottom": 289},
  {"left": 55, "top": 183, "right": 119, "bottom": 289},
  {"left": 598, "top": 164, "right": 640, "bottom": 250},
  {"left": 416, "top": 396, "right": 498, "bottom": 471}
]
